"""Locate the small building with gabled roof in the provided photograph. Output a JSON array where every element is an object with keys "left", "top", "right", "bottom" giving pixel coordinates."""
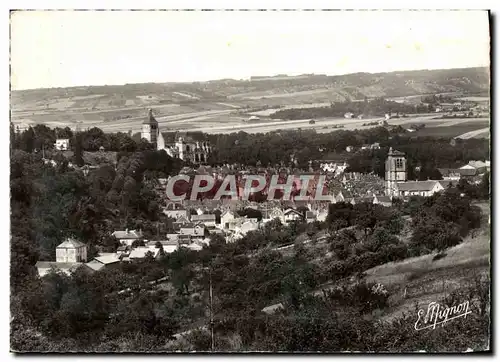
[{"left": 56, "top": 237, "right": 87, "bottom": 263}]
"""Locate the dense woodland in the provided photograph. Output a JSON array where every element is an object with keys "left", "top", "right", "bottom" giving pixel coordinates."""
[{"left": 10, "top": 123, "right": 490, "bottom": 352}]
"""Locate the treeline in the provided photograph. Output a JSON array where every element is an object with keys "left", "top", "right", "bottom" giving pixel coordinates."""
[
  {"left": 11, "top": 123, "right": 489, "bottom": 177},
  {"left": 10, "top": 123, "right": 154, "bottom": 153},
  {"left": 270, "top": 98, "right": 436, "bottom": 120},
  {"left": 203, "top": 128, "right": 488, "bottom": 175}
]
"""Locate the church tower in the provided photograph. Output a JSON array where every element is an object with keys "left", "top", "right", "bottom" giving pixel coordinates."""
[
  {"left": 385, "top": 147, "right": 407, "bottom": 197},
  {"left": 141, "top": 109, "right": 159, "bottom": 146}
]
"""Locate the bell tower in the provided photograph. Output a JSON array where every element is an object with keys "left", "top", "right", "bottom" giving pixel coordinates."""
[
  {"left": 385, "top": 147, "right": 407, "bottom": 197},
  {"left": 141, "top": 108, "right": 159, "bottom": 145}
]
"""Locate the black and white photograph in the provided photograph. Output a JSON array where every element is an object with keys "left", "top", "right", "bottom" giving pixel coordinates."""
[{"left": 9, "top": 9, "right": 491, "bottom": 353}]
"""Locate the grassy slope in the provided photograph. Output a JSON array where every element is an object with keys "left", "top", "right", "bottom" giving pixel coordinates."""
[{"left": 364, "top": 201, "right": 490, "bottom": 321}]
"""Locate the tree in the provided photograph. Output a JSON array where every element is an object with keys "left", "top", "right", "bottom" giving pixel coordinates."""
[
  {"left": 479, "top": 172, "right": 490, "bottom": 199},
  {"left": 132, "top": 239, "right": 146, "bottom": 248},
  {"left": 74, "top": 133, "right": 85, "bottom": 167}
]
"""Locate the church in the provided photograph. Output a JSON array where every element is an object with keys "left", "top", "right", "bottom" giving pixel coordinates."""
[
  {"left": 385, "top": 147, "right": 454, "bottom": 198},
  {"left": 141, "top": 109, "right": 212, "bottom": 164}
]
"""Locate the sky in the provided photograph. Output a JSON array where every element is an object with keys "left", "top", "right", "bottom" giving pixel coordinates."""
[{"left": 10, "top": 10, "right": 490, "bottom": 90}]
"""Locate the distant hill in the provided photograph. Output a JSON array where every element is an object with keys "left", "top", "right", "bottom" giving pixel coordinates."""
[
  {"left": 12, "top": 67, "right": 489, "bottom": 104},
  {"left": 10, "top": 67, "right": 489, "bottom": 133}
]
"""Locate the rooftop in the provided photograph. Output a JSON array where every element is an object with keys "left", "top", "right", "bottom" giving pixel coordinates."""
[
  {"left": 397, "top": 181, "right": 438, "bottom": 192},
  {"left": 57, "top": 238, "right": 86, "bottom": 249},
  {"left": 388, "top": 147, "right": 405, "bottom": 156},
  {"left": 142, "top": 109, "right": 158, "bottom": 125},
  {"left": 112, "top": 229, "right": 143, "bottom": 239},
  {"left": 94, "top": 254, "right": 120, "bottom": 265}
]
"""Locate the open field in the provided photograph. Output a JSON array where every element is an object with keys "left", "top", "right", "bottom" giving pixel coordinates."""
[
  {"left": 364, "top": 202, "right": 490, "bottom": 322},
  {"left": 456, "top": 127, "right": 491, "bottom": 139},
  {"left": 410, "top": 120, "right": 490, "bottom": 138},
  {"left": 11, "top": 67, "right": 490, "bottom": 134},
  {"left": 456, "top": 96, "right": 490, "bottom": 102},
  {"left": 174, "top": 115, "right": 490, "bottom": 135}
]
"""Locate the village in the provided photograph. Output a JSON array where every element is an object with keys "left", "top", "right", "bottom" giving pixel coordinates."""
[{"left": 35, "top": 111, "right": 491, "bottom": 278}]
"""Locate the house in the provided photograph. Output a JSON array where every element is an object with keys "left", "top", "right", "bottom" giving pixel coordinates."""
[
  {"left": 184, "top": 242, "right": 204, "bottom": 252},
  {"left": 173, "top": 215, "right": 191, "bottom": 231},
  {"left": 351, "top": 196, "right": 374, "bottom": 205},
  {"left": 393, "top": 181, "right": 444, "bottom": 198},
  {"left": 111, "top": 229, "right": 144, "bottom": 246},
  {"left": 239, "top": 219, "right": 260, "bottom": 235},
  {"left": 373, "top": 195, "right": 392, "bottom": 207},
  {"left": 335, "top": 190, "right": 353, "bottom": 203},
  {"left": 438, "top": 168, "right": 462, "bottom": 181},
  {"left": 220, "top": 210, "right": 236, "bottom": 229},
  {"left": 178, "top": 234, "right": 192, "bottom": 245},
  {"left": 35, "top": 261, "right": 84, "bottom": 278},
  {"left": 283, "top": 208, "right": 304, "bottom": 223},
  {"left": 361, "top": 143, "right": 381, "bottom": 151},
  {"left": 206, "top": 226, "right": 223, "bottom": 235},
  {"left": 261, "top": 303, "right": 285, "bottom": 315},
  {"left": 344, "top": 112, "right": 354, "bottom": 119},
  {"left": 166, "top": 233, "right": 180, "bottom": 243},
  {"left": 268, "top": 208, "right": 286, "bottom": 224},
  {"left": 163, "top": 202, "right": 189, "bottom": 220},
  {"left": 179, "top": 223, "right": 206, "bottom": 239},
  {"left": 305, "top": 211, "right": 316, "bottom": 223},
  {"left": 56, "top": 238, "right": 88, "bottom": 263},
  {"left": 146, "top": 240, "right": 179, "bottom": 254},
  {"left": 54, "top": 138, "right": 70, "bottom": 151},
  {"left": 190, "top": 214, "right": 216, "bottom": 227},
  {"left": 466, "top": 161, "right": 489, "bottom": 174},
  {"left": 85, "top": 253, "right": 121, "bottom": 272},
  {"left": 316, "top": 209, "right": 328, "bottom": 222},
  {"left": 129, "top": 246, "right": 162, "bottom": 261}
]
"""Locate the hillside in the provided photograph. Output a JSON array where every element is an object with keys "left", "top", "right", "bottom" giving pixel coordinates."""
[{"left": 11, "top": 67, "right": 489, "bottom": 134}]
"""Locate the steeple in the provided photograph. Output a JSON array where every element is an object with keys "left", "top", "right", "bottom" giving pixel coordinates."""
[
  {"left": 141, "top": 108, "right": 159, "bottom": 144},
  {"left": 143, "top": 108, "right": 158, "bottom": 125}
]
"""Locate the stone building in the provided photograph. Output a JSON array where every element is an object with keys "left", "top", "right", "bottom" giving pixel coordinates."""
[
  {"left": 385, "top": 147, "right": 408, "bottom": 197},
  {"left": 141, "top": 108, "right": 212, "bottom": 164},
  {"left": 56, "top": 238, "right": 88, "bottom": 263}
]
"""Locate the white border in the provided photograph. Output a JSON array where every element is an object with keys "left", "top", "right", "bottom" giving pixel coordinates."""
[{"left": 1, "top": 1, "right": 497, "bottom": 360}]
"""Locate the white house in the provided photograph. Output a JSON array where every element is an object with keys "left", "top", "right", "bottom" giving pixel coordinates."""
[
  {"left": 163, "top": 203, "right": 189, "bottom": 220},
  {"left": 393, "top": 181, "right": 445, "bottom": 198},
  {"left": 316, "top": 209, "right": 328, "bottom": 222},
  {"left": 190, "top": 214, "right": 216, "bottom": 227},
  {"left": 85, "top": 253, "right": 120, "bottom": 272},
  {"left": 239, "top": 220, "right": 259, "bottom": 235},
  {"left": 56, "top": 238, "right": 88, "bottom": 263},
  {"left": 283, "top": 208, "right": 304, "bottom": 223},
  {"left": 373, "top": 195, "right": 392, "bottom": 207},
  {"left": 54, "top": 138, "right": 70, "bottom": 151},
  {"left": 220, "top": 210, "right": 236, "bottom": 229},
  {"left": 111, "top": 229, "right": 144, "bottom": 246},
  {"left": 268, "top": 208, "right": 286, "bottom": 224},
  {"left": 129, "top": 246, "right": 162, "bottom": 261}
]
